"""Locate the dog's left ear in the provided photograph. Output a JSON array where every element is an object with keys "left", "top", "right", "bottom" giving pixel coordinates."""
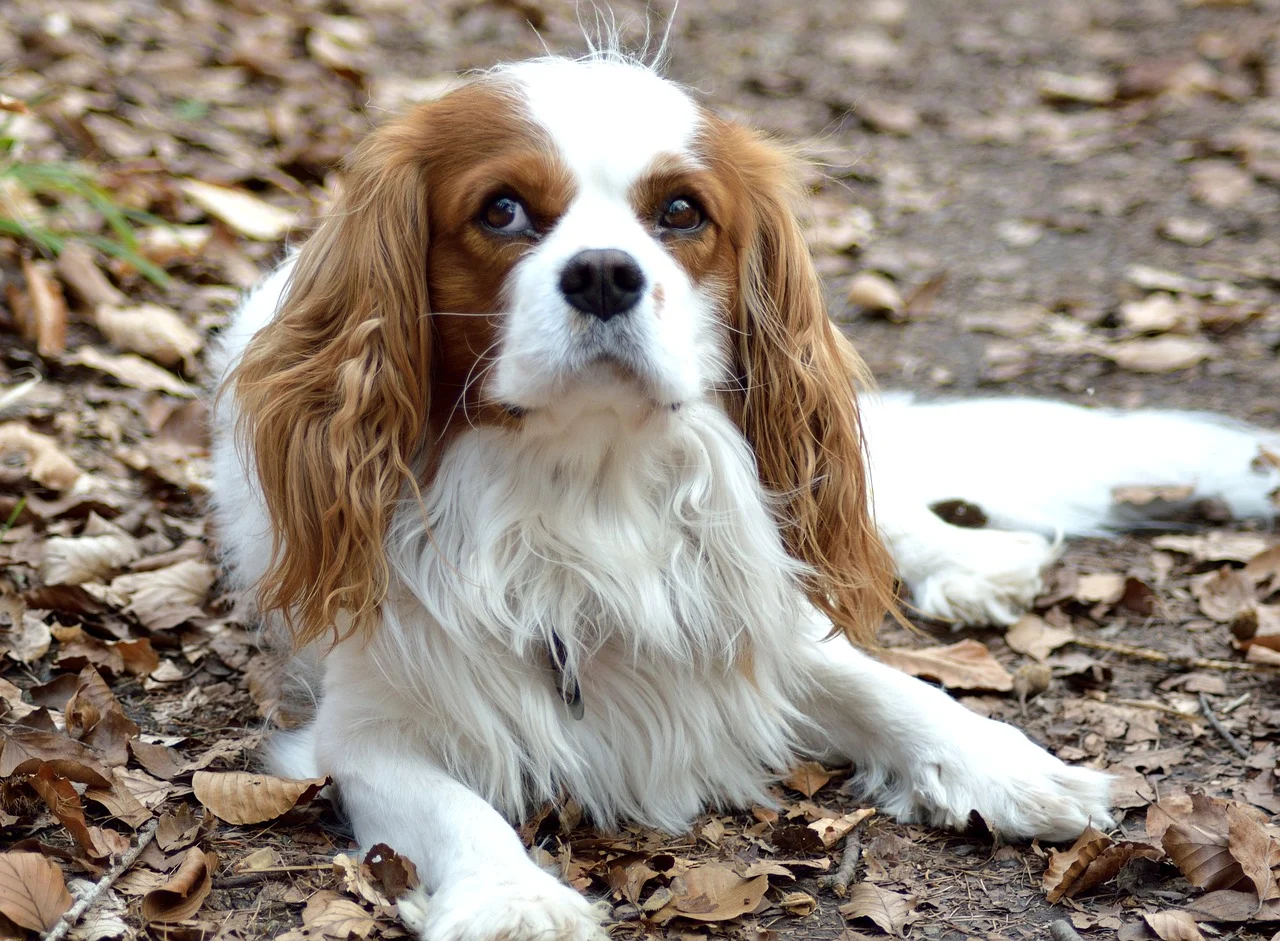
[{"left": 708, "top": 118, "right": 899, "bottom": 645}]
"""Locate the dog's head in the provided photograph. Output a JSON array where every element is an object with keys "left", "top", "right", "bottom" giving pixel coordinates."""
[{"left": 231, "top": 55, "right": 896, "bottom": 647}]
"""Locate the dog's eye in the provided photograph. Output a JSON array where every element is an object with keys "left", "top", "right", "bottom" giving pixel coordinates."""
[
  {"left": 483, "top": 196, "right": 533, "bottom": 235},
  {"left": 659, "top": 197, "right": 704, "bottom": 231}
]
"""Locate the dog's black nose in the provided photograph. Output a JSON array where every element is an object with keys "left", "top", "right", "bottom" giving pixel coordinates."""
[{"left": 559, "top": 249, "right": 645, "bottom": 321}]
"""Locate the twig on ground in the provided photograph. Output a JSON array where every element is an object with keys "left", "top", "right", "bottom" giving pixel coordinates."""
[
  {"left": 1198, "top": 691, "right": 1252, "bottom": 760},
  {"left": 1108, "top": 698, "right": 1202, "bottom": 720},
  {"left": 48, "top": 818, "right": 159, "bottom": 941},
  {"left": 1050, "top": 919, "right": 1085, "bottom": 941},
  {"left": 819, "top": 833, "right": 863, "bottom": 898},
  {"left": 1070, "top": 637, "right": 1271, "bottom": 672}
]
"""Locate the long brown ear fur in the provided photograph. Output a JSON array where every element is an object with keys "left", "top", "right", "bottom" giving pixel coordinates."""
[
  {"left": 712, "top": 121, "right": 900, "bottom": 646},
  {"left": 229, "top": 118, "right": 434, "bottom": 648}
]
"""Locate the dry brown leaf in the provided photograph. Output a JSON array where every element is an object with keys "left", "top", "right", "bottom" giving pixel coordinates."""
[
  {"left": 783, "top": 761, "right": 834, "bottom": 798},
  {"left": 1186, "top": 890, "right": 1280, "bottom": 922},
  {"left": 363, "top": 843, "right": 419, "bottom": 901},
  {"left": 192, "top": 770, "right": 329, "bottom": 824},
  {"left": 1152, "top": 532, "right": 1272, "bottom": 563},
  {"left": 0, "top": 422, "right": 81, "bottom": 490},
  {"left": 1006, "top": 614, "right": 1075, "bottom": 662},
  {"left": 1225, "top": 801, "right": 1276, "bottom": 901},
  {"left": 0, "top": 852, "right": 73, "bottom": 932},
  {"left": 19, "top": 258, "right": 68, "bottom": 357},
  {"left": 780, "top": 890, "right": 818, "bottom": 916},
  {"left": 94, "top": 303, "right": 203, "bottom": 369},
  {"left": 29, "top": 764, "right": 117, "bottom": 859},
  {"left": 810, "top": 809, "right": 875, "bottom": 848},
  {"left": 300, "top": 890, "right": 378, "bottom": 939},
  {"left": 839, "top": 884, "right": 918, "bottom": 934},
  {"left": 42, "top": 514, "right": 142, "bottom": 586},
  {"left": 1192, "top": 566, "right": 1256, "bottom": 622},
  {"left": 66, "top": 347, "right": 194, "bottom": 397},
  {"left": 2, "top": 610, "right": 51, "bottom": 664},
  {"left": 140, "top": 847, "right": 216, "bottom": 923},
  {"left": 1075, "top": 572, "right": 1126, "bottom": 605},
  {"left": 1143, "top": 911, "right": 1206, "bottom": 941},
  {"left": 57, "top": 242, "right": 126, "bottom": 308},
  {"left": 1161, "top": 793, "right": 1252, "bottom": 892},
  {"left": 654, "top": 864, "right": 769, "bottom": 923},
  {"left": 107, "top": 559, "right": 216, "bottom": 631},
  {"left": 877, "top": 639, "right": 1013, "bottom": 691},
  {"left": 1043, "top": 825, "right": 1164, "bottom": 903},
  {"left": 179, "top": 179, "right": 296, "bottom": 241},
  {"left": 0, "top": 729, "right": 112, "bottom": 786},
  {"left": 1098, "top": 336, "right": 1216, "bottom": 373}
]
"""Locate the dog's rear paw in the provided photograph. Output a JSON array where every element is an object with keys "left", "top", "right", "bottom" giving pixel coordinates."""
[{"left": 910, "top": 529, "right": 1055, "bottom": 626}]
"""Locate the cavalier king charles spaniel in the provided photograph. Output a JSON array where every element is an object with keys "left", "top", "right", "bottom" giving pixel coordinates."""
[{"left": 211, "top": 52, "right": 1280, "bottom": 941}]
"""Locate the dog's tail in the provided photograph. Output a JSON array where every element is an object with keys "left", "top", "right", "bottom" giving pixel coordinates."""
[{"left": 861, "top": 394, "right": 1280, "bottom": 536}]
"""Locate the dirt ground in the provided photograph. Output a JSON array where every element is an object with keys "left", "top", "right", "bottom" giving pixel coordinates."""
[{"left": 2, "top": 0, "right": 1280, "bottom": 939}]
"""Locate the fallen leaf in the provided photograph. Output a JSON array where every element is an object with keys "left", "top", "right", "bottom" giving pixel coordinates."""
[
  {"left": 107, "top": 559, "right": 216, "bottom": 630},
  {"left": 192, "top": 770, "right": 329, "bottom": 824},
  {"left": 1143, "top": 911, "right": 1206, "bottom": 941},
  {"left": 1191, "top": 566, "right": 1255, "bottom": 622},
  {"left": 780, "top": 890, "right": 818, "bottom": 916},
  {"left": 1006, "top": 614, "right": 1075, "bottom": 661},
  {"left": 839, "top": 884, "right": 918, "bottom": 934},
  {"left": 1153, "top": 532, "right": 1272, "bottom": 563},
  {"left": 1098, "top": 336, "right": 1216, "bottom": 373},
  {"left": 180, "top": 179, "right": 296, "bottom": 241},
  {"left": 42, "top": 514, "right": 142, "bottom": 586},
  {"left": 1225, "top": 801, "right": 1275, "bottom": 901},
  {"left": 878, "top": 639, "right": 1013, "bottom": 691},
  {"left": 1161, "top": 793, "right": 1252, "bottom": 892},
  {"left": 847, "top": 272, "right": 903, "bottom": 314},
  {"left": 2, "top": 610, "right": 51, "bottom": 664},
  {"left": 94, "top": 304, "right": 203, "bottom": 369},
  {"left": 1043, "top": 825, "right": 1164, "bottom": 903},
  {"left": 0, "top": 422, "right": 82, "bottom": 489},
  {"left": 1076, "top": 572, "right": 1126, "bottom": 605},
  {"left": 810, "top": 810, "right": 874, "bottom": 848},
  {"left": 66, "top": 347, "right": 194, "bottom": 397},
  {"left": 140, "top": 847, "right": 216, "bottom": 923},
  {"left": 0, "top": 852, "right": 73, "bottom": 932},
  {"left": 1186, "top": 890, "right": 1280, "bottom": 922},
  {"left": 57, "top": 243, "right": 126, "bottom": 308},
  {"left": 19, "top": 258, "right": 68, "bottom": 357},
  {"left": 363, "top": 843, "right": 419, "bottom": 901},
  {"left": 300, "top": 890, "right": 378, "bottom": 939},
  {"left": 1112, "top": 483, "right": 1196, "bottom": 506},
  {"left": 783, "top": 761, "right": 834, "bottom": 798},
  {"left": 654, "top": 864, "right": 769, "bottom": 923}
]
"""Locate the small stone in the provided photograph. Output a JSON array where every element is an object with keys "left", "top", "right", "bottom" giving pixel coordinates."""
[
  {"left": 1117, "top": 293, "right": 1195, "bottom": 334},
  {"left": 996, "top": 219, "right": 1044, "bottom": 248},
  {"left": 847, "top": 271, "right": 904, "bottom": 313}
]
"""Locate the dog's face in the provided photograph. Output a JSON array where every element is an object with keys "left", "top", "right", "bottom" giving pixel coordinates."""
[
  {"left": 422, "top": 60, "right": 750, "bottom": 430},
  {"left": 231, "top": 56, "right": 896, "bottom": 647}
]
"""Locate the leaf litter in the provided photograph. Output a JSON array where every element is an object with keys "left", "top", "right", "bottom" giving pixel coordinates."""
[{"left": 4, "top": 0, "right": 1280, "bottom": 939}]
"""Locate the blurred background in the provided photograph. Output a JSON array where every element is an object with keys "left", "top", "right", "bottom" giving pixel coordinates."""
[{"left": 4, "top": 0, "right": 1280, "bottom": 421}]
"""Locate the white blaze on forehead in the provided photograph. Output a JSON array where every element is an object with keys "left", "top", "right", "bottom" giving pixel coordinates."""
[{"left": 503, "top": 59, "right": 700, "bottom": 191}]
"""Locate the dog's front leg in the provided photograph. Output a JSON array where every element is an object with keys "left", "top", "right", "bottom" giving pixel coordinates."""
[
  {"left": 796, "top": 620, "right": 1113, "bottom": 841},
  {"left": 311, "top": 712, "right": 605, "bottom": 941}
]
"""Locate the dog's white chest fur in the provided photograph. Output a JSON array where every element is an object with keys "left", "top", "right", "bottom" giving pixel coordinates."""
[{"left": 295, "top": 403, "right": 817, "bottom": 832}]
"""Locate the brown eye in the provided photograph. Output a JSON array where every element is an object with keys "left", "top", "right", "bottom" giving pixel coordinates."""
[
  {"left": 660, "top": 197, "right": 704, "bottom": 231},
  {"left": 482, "top": 196, "right": 532, "bottom": 235}
]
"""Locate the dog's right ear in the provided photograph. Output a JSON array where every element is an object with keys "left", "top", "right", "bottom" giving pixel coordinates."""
[{"left": 229, "top": 116, "right": 435, "bottom": 648}]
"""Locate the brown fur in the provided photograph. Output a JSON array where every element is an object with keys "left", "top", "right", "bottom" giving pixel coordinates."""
[
  {"left": 699, "top": 114, "right": 900, "bottom": 646},
  {"left": 229, "top": 80, "right": 572, "bottom": 647}
]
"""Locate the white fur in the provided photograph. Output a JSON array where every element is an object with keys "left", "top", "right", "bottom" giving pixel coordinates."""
[
  {"left": 209, "top": 56, "right": 1278, "bottom": 941},
  {"left": 864, "top": 393, "right": 1280, "bottom": 624}
]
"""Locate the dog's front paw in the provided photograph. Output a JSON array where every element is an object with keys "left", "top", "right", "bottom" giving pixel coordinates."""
[
  {"left": 880, "top": 716, "right": 1114, "bottom": 842},
  {"left": 399, "top": 870, "right": 606, "bottom": 941},
  {"left": 910, "top": 529, "right": 1055, "bottom": 626}
]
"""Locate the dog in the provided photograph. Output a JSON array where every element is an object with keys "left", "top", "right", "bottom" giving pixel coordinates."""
[{"left": 210, "top": 52, "right": 1278, "bottom": 941}]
